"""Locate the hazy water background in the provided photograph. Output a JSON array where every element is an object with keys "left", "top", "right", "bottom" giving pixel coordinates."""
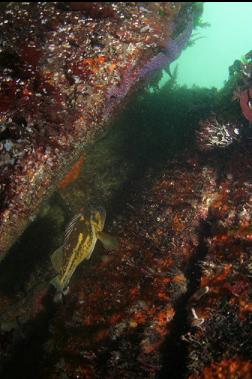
[{"left": 160, "top": 2, "right": 252, "bottom": 89}]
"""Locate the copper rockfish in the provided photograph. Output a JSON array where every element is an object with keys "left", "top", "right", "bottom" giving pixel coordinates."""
[{"left": 50, "top": 207, "right": 118, "bottom": 295}]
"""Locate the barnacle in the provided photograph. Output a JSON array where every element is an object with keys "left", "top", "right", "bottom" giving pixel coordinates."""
[{"left": 0, "top": 2, "right": 186, "bottom": 256}]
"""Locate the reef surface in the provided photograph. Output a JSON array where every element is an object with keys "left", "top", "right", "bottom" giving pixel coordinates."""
[
  {"left": 0, "top": 2, "right": 196, "bottom": 257},
  {"left": 0, "top": 65, "right": 252, "bottom": 377},
  {"left": 1, "top": 3, "right": 251, "bottom": 379}
]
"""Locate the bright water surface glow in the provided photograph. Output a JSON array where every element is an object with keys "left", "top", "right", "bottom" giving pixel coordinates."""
[{"left": 160, "top": 2, "right": 252, "bottom": 89}]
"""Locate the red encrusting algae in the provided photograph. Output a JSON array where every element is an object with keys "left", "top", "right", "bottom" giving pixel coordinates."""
[
  {"left": 0, "top": 2, "right": 192, "bottom": 258},
  {"left": 59, "top": 155, "right": 85, "bottom": 189}
]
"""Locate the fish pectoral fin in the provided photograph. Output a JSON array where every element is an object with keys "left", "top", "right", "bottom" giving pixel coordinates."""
[
  {"left": 50, "top": 246, "right": 64, "bottom": 274},
  {"left": 96, "top": 231, "right": 119, "bottom": 251}
]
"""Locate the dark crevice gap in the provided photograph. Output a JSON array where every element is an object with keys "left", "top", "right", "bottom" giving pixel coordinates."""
[
  {"left": 0, "top": 288, "right": 58, "bottom": 379},
  {"left": 157, "top": 218, "right": 213, "bottom": 379}
]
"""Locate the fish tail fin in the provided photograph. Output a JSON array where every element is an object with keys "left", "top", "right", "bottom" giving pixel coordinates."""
[
  {"left": 96, "top": 231, "right": 119, "bottom": 250},
  {"left": 50, "top": 275, "right": 63, "bottom": 292},
  {"left": 50, "top": 276, "right": 69, "bottom": 303}
]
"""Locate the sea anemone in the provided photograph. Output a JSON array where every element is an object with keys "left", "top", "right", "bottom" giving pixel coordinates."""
[{"left": 196, "top": 116, "right": 241, "bottom": 151}]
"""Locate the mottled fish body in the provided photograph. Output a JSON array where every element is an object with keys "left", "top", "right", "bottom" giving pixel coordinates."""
[{"left": 50, "top": 207, "right": 117, "bottom": 296}]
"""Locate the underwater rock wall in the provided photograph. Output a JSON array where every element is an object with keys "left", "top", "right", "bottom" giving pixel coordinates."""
[
  {"left": 42, "top": 140, "right": 252, "bottom": 379},
  {"left": 2, "top": 137, "right": 252, "bottom": 378},
  {"left": 2, "top": 57, "right": 252, "bottom": 378},
  {"left": 0, "top": 2, "right": 196, "bottom": 258},
  {"left": 1, "top": 4, "right": 252, "bottom": 377},
  {"left": 42, "top": 153, "right": 218, "bottom": 379}
]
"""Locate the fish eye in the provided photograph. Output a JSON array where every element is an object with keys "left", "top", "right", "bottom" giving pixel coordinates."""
[
  {"left": 248, "top": 99, "right": 252, "bottom": 110},
  {"left": 90, "top": 207, "right": 106, "bottom": 230},
  {"left": 90, "top": 210, "right": 98, "bottom": 220},
  {"left": 92, "top": 206, "right": 106, "bottom": 217},
  {"left": 90, "top": 207, "right": 106, "bottom": 220}
]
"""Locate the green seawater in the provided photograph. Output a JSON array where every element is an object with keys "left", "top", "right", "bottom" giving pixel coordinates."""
[{"left": 160, "top": 2, "right": 252, "bottom": 89}]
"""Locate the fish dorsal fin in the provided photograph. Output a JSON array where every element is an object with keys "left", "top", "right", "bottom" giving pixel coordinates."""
[{"left": 64, "top": 213, "right": 83, "bottom": 246}]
